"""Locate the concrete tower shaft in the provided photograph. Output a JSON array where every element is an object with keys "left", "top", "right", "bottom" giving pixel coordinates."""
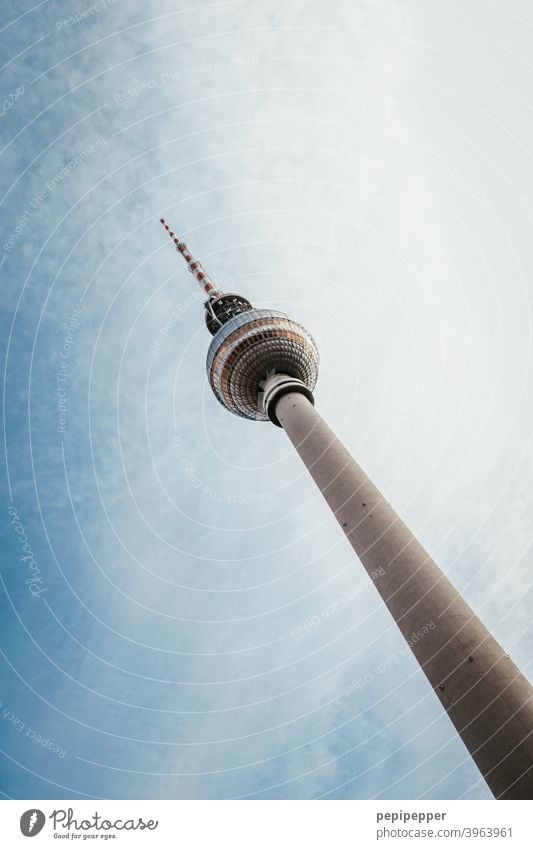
[{"left": 271, "top": 386, "right": 533, "bottom": 800}]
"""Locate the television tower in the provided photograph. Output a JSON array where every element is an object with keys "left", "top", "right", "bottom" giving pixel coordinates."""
[{"left": 160, "top": 218, "right": 533, "bottom": 799}]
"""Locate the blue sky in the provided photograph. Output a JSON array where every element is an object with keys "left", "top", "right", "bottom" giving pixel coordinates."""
[{"left": 1, "top": 0, "right": 533, "bottom": 799}]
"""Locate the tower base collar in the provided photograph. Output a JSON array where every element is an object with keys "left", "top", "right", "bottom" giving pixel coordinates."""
[{"left": 260, "top": 373, "right": 315, "bottom": 427}]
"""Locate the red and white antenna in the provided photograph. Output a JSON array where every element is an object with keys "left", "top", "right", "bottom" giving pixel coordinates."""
[{"left": 160, "top": 218, "right": 220, "bottom": 296}]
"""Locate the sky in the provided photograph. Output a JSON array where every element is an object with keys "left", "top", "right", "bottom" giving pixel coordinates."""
[{"left": 1, "top": 0, "right": 533, "bottom": 800}]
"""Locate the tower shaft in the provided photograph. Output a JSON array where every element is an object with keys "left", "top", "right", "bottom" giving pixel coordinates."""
[{"left": 273, "top": 387, "right": 533, "bottom": 799}]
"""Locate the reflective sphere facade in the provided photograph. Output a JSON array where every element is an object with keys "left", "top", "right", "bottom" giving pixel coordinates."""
[{"left": 206, "top": 309, "right": 319, "bottom": 420}]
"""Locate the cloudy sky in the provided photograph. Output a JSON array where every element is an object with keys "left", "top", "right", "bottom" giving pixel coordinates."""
[{"left": 1, "top": 0, "right": 532, "bottom": 800}]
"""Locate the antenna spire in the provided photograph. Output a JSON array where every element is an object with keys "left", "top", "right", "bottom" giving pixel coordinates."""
[{"left": 160, "top": 218, "right": 220, "bottom": 297}]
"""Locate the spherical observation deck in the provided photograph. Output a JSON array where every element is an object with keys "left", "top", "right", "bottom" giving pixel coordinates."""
[{"left": 206, "top": 309, "right": 319, "bottom": 420}]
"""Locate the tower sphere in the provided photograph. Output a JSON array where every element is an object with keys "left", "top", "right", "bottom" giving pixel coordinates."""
[{"left": 206, "top": 308, "right": 319, "bottom": 421}]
